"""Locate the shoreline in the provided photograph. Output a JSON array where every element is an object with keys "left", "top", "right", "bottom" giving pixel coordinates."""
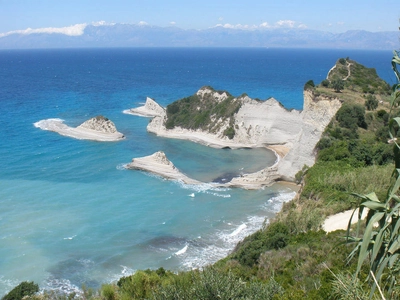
[
  {"left": 126, "top": 150, "right": 284, "bottom": 190},
  {"left": 124, "top": 99, "right": 291, "bottom": 188}
]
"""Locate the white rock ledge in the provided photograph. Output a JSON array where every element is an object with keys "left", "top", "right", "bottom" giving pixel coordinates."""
[
  {"left": 127, "top": 151, "right": 279, "bottom": 189},
  {"left": 34, "top": 117, "right": 125, "bottom": 142},
  {"left": 123, "top": 97, "right": 165, "bottom": 117},
  {"left": 126, "top": 151, "right": 202, "bottom": 185}
]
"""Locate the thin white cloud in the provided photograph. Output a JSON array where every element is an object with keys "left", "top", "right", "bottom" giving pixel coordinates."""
[
  {"left": 138, "top": 21, "right": 148, "bottom": 26},
  {"left": 170, "top": 21, "right": 176, "bottom": 25},
  {"left": 92, "top": 21, "right": 115, "bottom": 26},
  {"left": 213, "top": 20, "right": 307, "bottom": 30},
  {"left": 215, "top": 23, "right": 257, "bottom": 30},
  {"left": 0, "top": 23, "right": 87, "bottom": 38},
  {"left": 276, "top": 20, "right": 295, "bottom": 28},
  {"left": 259, "top": 22, "right": 271, "bottom": 28}
]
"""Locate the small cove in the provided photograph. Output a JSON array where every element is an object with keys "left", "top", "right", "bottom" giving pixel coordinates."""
[{"left": 157, "top": 138, "right": 276, "bottom": 183}]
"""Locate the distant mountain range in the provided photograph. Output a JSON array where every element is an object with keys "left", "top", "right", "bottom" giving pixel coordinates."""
[{"left": 0, "top": 23, "right": 398, "bottom": 50}]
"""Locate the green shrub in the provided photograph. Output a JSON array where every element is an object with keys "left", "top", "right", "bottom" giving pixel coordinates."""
[
  {"left": 364, "top": 94, "right": 378, "bottom": 110},
  {"left": 101, "top": 284, "right": 117, "bottom": 300},
  {"left": 153, "top": 267, "right": 283, "bottom": 300},
  {"left": 321, "top": 79, "right": 330, "bottom": 87},
  {"left": 304, "top": 80, "right": 315, "bottom": 90},
  {"left": 223, "top": 126, "right": 235, "bottom": 139},
  {"left": 336, "top": 103, "right": 367, "bottom": 130},
  {"left": 316, "top": 137, "right": 332, "bottom": 150},
  {"left": 232, "top": 222, "right": 290, "bottom": 267},
  {"left": 318, "top": 140, "right": 352, "bottom": 163},
  {"left": 117, "top": 269, "right": 164, "bottom": 299},
  {"left": 332, "top": 78, "right": 345, "bottom": 92},
  {"left": 295, "top": 165, "right": 309, "bottom": 184},
  {"left": 2, "top": 281, "right": 39, "bottom": 300}
]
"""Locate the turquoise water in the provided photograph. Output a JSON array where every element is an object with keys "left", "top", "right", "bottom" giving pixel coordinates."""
[{"left": 0, "top": 48, "right": 394, "bottom": 295}]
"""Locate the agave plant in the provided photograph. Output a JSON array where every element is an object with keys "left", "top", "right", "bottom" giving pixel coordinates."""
[{"left": 346, "top": 50, "right": 400, "bottom": 299}]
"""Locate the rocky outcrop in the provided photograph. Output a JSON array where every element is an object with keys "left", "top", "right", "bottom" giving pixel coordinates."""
[
  {"left": 196, "top": 87, "right": 230, "bottom": 102},
  {"left": 34, "top": 116, "right": 125, "bottom": 141},
  {"left": 126, "top": 151, "right": 201, "bottom": 185},
  {"left": 123, "top": 97, "right": 165, "bottom": 117},
  {"left": 77, "top": 116, "right": 118, "bottom": 133},
  {"left": 125, "top": 87, "right": 342, "bottom": 185}
]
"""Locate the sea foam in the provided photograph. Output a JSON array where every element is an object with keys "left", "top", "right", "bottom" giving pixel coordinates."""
[{"left": 175, "top": 245, "right": 188, "bottom": 256}]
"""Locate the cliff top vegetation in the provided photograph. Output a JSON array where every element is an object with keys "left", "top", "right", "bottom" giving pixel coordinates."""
[
  {"left": 312, "top": 57, "right": 392, "bottom": 106},
  {"left": 165, "top": 86, "right": 242, "bottom": 139}
]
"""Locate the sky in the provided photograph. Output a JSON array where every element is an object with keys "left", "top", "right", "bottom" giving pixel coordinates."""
[{"left": 0, "top": 0, "right": 399, "bottom": 35}]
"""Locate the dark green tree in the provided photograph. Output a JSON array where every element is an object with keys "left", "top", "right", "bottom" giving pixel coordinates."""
[
  {"left": 336, "top": 103, "right": 367, "bottom": 130},
  {"left": 332, "top": 78, "right": 345, "bottom": 92},
  {"left": 365, "top": 94, "right": 379, "bottom": 110},
  {"left": 321, "top": 79, "right": 330, "bottom": 87},
  {"left": 304, "top": 79, "right": 315, "bottom": 90}
]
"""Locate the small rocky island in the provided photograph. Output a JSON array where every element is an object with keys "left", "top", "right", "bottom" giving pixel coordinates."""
[
  {"left": 34, "top": 115, "right": 125, "bottom": 141},
  {"left": 126, "top": 151, "right": 202, "bottom": 185}
]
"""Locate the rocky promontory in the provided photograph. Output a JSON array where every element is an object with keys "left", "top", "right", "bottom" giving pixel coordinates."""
[
  {"left": 126, "top": 87, "right": 342, "bottom": 185},
  {"left": 34, "top": 116, "right": 125, "bottom": 141},
  {"left": 123, "top": 97, "right": 165, "bottom": 117},
  {"left": 126, "top": 151, "right": 202, "bottom": 185}
]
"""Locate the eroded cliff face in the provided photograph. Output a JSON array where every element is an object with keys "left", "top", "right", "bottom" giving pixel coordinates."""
[
  {"left": 276, "top": 90, "right": 342, "bottom": 180},
  {"left": 145, "top": 87, "right": 342, "bottom": 182},
  {"left": 232, "top": 96, "right": 302, "bottom": 146}
]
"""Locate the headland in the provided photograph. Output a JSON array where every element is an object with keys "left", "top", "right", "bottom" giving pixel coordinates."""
[{"left": 124, "top": 86, "right": 342, "bottom": 188}]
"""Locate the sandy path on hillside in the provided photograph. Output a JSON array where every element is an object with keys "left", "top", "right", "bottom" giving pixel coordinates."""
[{"left": 322, "top": 208, "right": 368, "bottom": 232}]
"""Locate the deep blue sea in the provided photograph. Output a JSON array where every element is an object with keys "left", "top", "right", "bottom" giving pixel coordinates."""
[{"left": 0, "top": 48, "right": 395, "bottom": 295}]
